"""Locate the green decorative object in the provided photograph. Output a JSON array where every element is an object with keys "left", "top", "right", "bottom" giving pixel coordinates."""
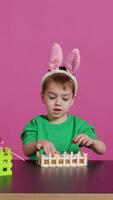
[{"left": 0, "top": 147, "right": 13, "bottom": 176}]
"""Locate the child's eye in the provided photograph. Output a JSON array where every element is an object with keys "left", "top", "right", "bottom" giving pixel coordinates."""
[
  {"left": 49, "top": 96, "right": 56, "bottom": 100},
  {"left": 63, "top": 98, "right": 69, "bottom": 101}
]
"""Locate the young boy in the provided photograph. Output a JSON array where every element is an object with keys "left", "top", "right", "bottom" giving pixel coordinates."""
[{"left": 21, "top": 43, "right": 106, "bottom": 160}]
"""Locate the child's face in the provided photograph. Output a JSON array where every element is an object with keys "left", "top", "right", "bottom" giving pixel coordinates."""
[{"left": 41, "top": 81, "right": 75, "bottom": 120}]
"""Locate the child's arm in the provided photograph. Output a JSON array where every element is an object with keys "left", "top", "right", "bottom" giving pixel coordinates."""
[
  {"left": 73, "top": 134, "right": 106, "bottom": 155},
  {"left": 22, "top": 140, "right": 58, "bottom": 157},
  {"left": 88, "top": 139, "right": 106, "bottom": 155},
  {"left": 22, "top": 142, "right": 37, "bottom": 157}
]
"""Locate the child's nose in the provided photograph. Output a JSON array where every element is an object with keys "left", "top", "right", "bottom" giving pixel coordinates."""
[{"left": 55, "top": 98, "right": 61, "bottom": 105}]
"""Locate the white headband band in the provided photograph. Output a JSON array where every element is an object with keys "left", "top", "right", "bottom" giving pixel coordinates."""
[{"left": 41, "top": 43, "right": 80, "bottom": 95}]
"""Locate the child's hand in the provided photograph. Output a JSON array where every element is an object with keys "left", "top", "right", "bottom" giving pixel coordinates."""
[
  {"left": 36, "top": 140, "right": 59, "bottom": 156},
  {"left": 73, "top": 134, "right": 93, "bottom": 147}
]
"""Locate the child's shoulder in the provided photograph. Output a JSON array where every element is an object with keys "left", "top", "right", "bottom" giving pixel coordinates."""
[
  {"left": 74, "top": 114, "right": 95, "bottom": 130},
  {"left": 70, "top": 115, "right": 88, "bottom": 123},
  {"left": 31, "top": 115, "right": 46, "bottom": 123},
  {"left": 70, "top": 115, "right": 93, "bottom": 128},
  {"left": 31, "top": 115, "right": 46, "bottom": 122}
]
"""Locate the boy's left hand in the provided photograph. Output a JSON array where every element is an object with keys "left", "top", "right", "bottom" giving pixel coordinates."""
[{"left": 72, "top": 134, "right": 93, "bottom": 147}]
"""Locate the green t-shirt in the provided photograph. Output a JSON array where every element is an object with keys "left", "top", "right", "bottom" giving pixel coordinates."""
[{"left": 21, "top": 115, "right": 96, "bottom": 160}]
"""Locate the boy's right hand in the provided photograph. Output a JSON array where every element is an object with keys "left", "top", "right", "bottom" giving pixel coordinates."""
[{"left": 36, "top": 140, "right": 59, "bottom": 157}]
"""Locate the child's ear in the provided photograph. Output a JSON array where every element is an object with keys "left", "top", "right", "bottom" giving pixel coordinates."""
[
  {"left": 40, "top": 93, "right": 45, "bottom": 103},
  {"left": 71, "top": 98, "right": 75, "bottom": 106}
]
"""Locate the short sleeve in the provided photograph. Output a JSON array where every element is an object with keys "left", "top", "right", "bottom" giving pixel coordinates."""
[
  {"left": 21, "top": 119, "right": 38, "bottom": 145},
  {"left": 78, "top": 120, "right": 97, "bottom": 139}
]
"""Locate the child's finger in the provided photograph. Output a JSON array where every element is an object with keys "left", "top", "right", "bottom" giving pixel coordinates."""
[
  {"left": 75, "top": 136, "right": 90, "bottom": 146},
  {"left": 50, "top": 144, "right": 59, "bottom": 157},
  {"left": 79, "top": 137, "right": 92, "bottom": 147},
  {"left": 37, "top": 142, "right": 42, "bottom": 150},
  {"left": 76, "top": 136, "right": 87, "bottom": 145},
  {"left": 85, "top": 140, "right": 92, "bottom": 147},
  {"left": 73, "top": 134, "right": 85, "bottom": 144},
  {"left": 44, "top": 145, "right": 50, "bottom": 155},
  {"left": 50, "top": 143, "right": 55, "bottom": 155},
  {"left": 73, "top": 134, "right": 85, "bottom": 143}
]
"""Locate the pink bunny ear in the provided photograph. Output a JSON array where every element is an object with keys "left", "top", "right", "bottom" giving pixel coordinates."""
[
  {"left": 66, "top": 49, "right": 80, "bottom": 74},
  {"left": 0, "top": 137, "right": 4, "bottom": 147},
  {"left": 49, "top": 43, "right": 63, "bottom": 70}
]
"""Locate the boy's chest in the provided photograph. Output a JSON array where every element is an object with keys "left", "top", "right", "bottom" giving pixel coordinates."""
[{"left": 37, "top": 125, "right": 79, "bottom": 153}]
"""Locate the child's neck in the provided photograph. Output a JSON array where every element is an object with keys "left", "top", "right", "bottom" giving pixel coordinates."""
[{"left": 46, "top": 114, "right": 68, "bottom": 124}]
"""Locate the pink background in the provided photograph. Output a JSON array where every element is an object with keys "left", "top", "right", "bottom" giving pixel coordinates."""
[{"left": 0, "top": 0, "right": 112, "bottom": 160}]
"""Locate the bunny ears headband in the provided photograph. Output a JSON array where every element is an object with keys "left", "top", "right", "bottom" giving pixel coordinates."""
[{"left": 41, "top": 43, "right": 80, "bottom": 95}]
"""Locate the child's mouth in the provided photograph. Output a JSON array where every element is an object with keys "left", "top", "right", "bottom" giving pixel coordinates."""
[{"left": 53, "top": 108, "right": 61, "bottom": 114}]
